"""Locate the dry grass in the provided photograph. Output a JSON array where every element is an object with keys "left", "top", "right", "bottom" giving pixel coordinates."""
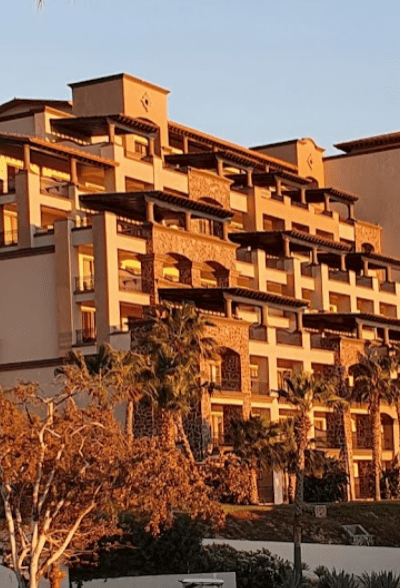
[{"left": 205, "top": 501, "right": 400, "bottom": 546}]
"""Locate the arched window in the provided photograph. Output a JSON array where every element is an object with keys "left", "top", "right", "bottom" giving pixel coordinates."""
[
  {"left": 220, "top": 347, "right": 242, "bottom": 391},
  {"left": 162, "top": 253, "right": 192, "bottom": 285}
]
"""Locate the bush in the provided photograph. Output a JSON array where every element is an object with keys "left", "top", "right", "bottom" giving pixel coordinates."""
[
  {"left": 198, "top": 543, "right": 291, "bottom": 588},
  {"left": 358, "top": 571, "right": 400, "bottom": 588},
  {"left": 304, "top": 455, "right": 348, "bottom": 503},
  {"left": 315, "top": 567, "right": 358, "bottom": 588},
  {"left": 200, "top": 452, "right": 253, "bottom": 504}
]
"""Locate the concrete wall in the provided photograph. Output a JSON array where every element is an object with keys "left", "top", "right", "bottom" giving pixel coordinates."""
[
  {"left": 325, "top": 149, "right": 400, "bottom": 257},
  {"left": 0, "top": 252, "right": 58, "bottom": 363},
  {"left": 72, "top": 572, "right": 236, "bottom": 588}
]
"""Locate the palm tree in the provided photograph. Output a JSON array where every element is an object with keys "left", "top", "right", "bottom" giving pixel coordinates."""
[
  {"left": 335, "top": 375, "right": 356, "bottom": 502},
  {"left": 231, "top": 414, "right": 290, "bottom": 504},
  {"left": 351, "top": 343, "right": 400, "bottom": 501},
  {"left": 139, "top": 302, "right": 217, "bottom": 460},
  {"left": 280, "top": 371, "right": 342, "bottom": 581}
]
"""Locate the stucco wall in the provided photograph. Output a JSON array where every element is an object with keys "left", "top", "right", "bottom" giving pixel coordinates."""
[
  {"left": 325, "top": 150, "right": 400, "bottom": 257},
  {"left": 0, "top": 252, "right": 59, "bottom": 363}
]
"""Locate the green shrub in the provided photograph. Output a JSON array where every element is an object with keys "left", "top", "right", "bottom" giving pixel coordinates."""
[
  {"left": 315, "top": 567, "right": 358, "bottom": 588},
  {"left": 359, "top": 571, "right": 400, "bottom": 588}
]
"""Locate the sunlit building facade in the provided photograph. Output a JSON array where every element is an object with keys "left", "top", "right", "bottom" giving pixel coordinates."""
[{"left": 0, "top": 73, "right": 398, "bottom": 502}]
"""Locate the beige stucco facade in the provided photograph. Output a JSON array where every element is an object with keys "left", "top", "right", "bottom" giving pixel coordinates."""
[{"left": 0, "top": 73, "right": 398, "bottom": 502}]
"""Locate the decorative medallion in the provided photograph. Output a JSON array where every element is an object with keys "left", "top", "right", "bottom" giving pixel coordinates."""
[
  {"left": 141, "top": 92, "right": 151, "bottom": 112},
  {"left": 307, "top": 153, "right": 314, "bottom": 170}
]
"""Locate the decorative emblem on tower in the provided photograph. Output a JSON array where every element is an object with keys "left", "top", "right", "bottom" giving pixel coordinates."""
[
  {"left": 141, "top": 92, "right": 151, "bottom": 112},
  {"left": 307, "top": 153, "right": 314, "bottom": 170}
]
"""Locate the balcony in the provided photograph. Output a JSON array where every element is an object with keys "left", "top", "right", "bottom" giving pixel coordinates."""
[
  {"left": 212, "top": 433, "right": 233, "bottom": 447},
  {"left": 352, "top": 433, "right": 372, "bottom": 450},
  {"left": 74, "top": 275, "right": 94, "bottom": 293},
  {"left": 314, "top": 431, "right": 341, "bottom": 449},
  {"left": 75, "top": 328, "right": 96, "bottom": 346},
  {"left": 0, "top": 229, "right": 18, "bottom": 247},
  {"left": 356, "top": 276, "right": 373, "bottom": 289},
  {"left": 300, "top": 263, "right": 313, "bottom": 277},
  {"left": 236, "top": 248, "right": 252, "bottom": 263},
  {"left": 329, "top": 270, "right": 350, "bottom": 283},
  {"left": 249, "top": 325, "right": 268, "bottom": 341},
  {"left": 40, "top": 177, "right": 70, "bottom": 198},
  {"left": 251, "top": 379, "right": 270, "bottom": 395},
  {"left": 276, "top": 329, "right": 303, "bottom": 346},
  {"left": 266, "top": 257, "right": 286, "bottom": 271},
  {"left": 379, "top": 281, "right": 396, "bottom": 294},
  {"left": 117, "top": 220, "right": 151, "bottom": 240},
  {"left": 119, "top": 270, "right": 142, "bottom": 292}
]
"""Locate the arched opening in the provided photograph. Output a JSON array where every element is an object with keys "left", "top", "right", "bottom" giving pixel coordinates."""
[
  {"left": 220, "top": 347, "right": 242, "bottom": 391},
  {"left": 381, "top": 413, "right": 394, "bottom": 450},
  {"left": 162, "top": 253, "right": 192, "bottom": 285},
  {"left": 200, "top": 260, "right": 229, "bottom": 288},
  {"left": 362, "top": 242, "right": 375, "bottom": 254},
  {"left": 193, "top": 198, "right": 224, "bottom": 237}
]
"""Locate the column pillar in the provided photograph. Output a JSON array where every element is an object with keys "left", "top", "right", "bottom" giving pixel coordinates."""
[
  {"left": 386, "top": 266, "right": 393, "bottom": 282},
  {"left": 54, "top": 219, "right": 74, "bottom": 355},
  {"left": 70, "top": 158, "right": 78, "bottom": 186},
  {"left": 108, "top": 122, "right": 116, "bottom": 144},
  {"left": 340, "top": 254, "right": 347, "bottom": 272},
  {"left": 356, "top": 322, "right": 363, "bottom": 340},
  {"left": 348, "top": 203, "right": 355, "bottom": 220},
  {"left": 148, "top": 137, "right": 155, "bottom": 156},
  {"left": 283, "top": 237, "right": 290, "bottom": 258},
  {"left": 300, "top": 188, "right": 306, "bottom": 205},
  {"left": 296, "top": 312, "right": 303, "bottom": 332},
  {"left": 261, "top": 305, "right": 269, "bottom": 327},
  {"left": 182, "top": 136, "right": 189, "bottom": 154},
  {"left": 383, "top": 328, "right": 390, "bottom": 345},
  {"left": 222, "top": 221, "right": 229, "bottom": 241},
  {"left": 184, "top": 212, "right": 191, "bottom": 231},
  {"left": 246, "top": 169, "right": 253, "bottom": 188},
  {"left": 312, "top": 248, "right": 319, "bottom": 265},
  {"left": 324, "top": 194, "right": 331, "bottom": 213},
  {"left": 146, "top": 200, "right": 155, "bottom": 223},
  {"left": 225, "top": 297, "right": 233, "bottom": 319},
  {"left": 216, "top": 158, "right": 224, "bottom": 177},
  {"left": 363, "top": 259, "right": 369, "bottom": 276},
  {"left": 276, "top": 178, "right": 282, "bottom": 197},
  {"left": 23, "top": 144, "right": 30, "bottom": 171}
]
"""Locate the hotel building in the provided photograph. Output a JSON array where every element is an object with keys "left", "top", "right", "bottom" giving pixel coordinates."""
[{"left": 0, "top": 73, "right": 398, "bottom": 502}]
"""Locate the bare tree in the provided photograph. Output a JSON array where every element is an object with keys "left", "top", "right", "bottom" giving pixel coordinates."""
[{"left": 0, "top": 381, "right": 223, "bottom": 588}]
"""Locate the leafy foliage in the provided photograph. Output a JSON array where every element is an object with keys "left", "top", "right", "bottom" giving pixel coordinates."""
[
  {"left": 304, "top": 454, "right": 348, "bottom": 503},
  {"left": 315, "top": 567, "right": 359, "bottom": 588},
  {"left": 358, "top": 571, "right": 400, "bottom": 588},
  {"left": 0, "top": 382, "right": 223, "bottom": 588},
  {"left": 200, "top": 453, "right": 253, "bottom": 504}
]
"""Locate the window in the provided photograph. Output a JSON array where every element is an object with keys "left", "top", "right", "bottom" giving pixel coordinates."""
[
  {"left": 277, "top": 369, "right": 292, "bottom": 391},
  {"left": 209, "top": 363, "right": 221, "bottom": 385},
  {"left": 316, "top": 229, "right": 334, "bottom": 241},
  {"left": 292, "top": 222, "right": 309, "bottom": 234},
  {"left": 263, "top": 214, "right": 285, "bottom": 232}
]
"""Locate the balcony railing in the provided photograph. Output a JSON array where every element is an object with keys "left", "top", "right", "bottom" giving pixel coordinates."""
[
  {"left": 0, "top": 229, "right": 18, "bottom": 247},
  {"left": 40, "top": 177, "right": 70, "bottom": 198},
  {"left": 352, "top": 433, "right": 372, "bottom": 450},
  {"left": 379, "top": 281, "right": 396, "bottom": 294},
  {"left": 236, "top": 248, "right": 252, "bottom": 263},
  {"left": 76, "top": 328, "right": 96, "bottom": 346},
  {"left": 300, "top": 263, "right": 313, "bottom": 277},
  {"left": 266, "top": 257, "right": 286, "bottom": 271},
  {"left": 356, "top": 276, "right": 374, "bottom": 289},
  {"left": 212, "top": 433, "right": 233, "bottom": 447},
  {"left": 329, "top": 270, "right": 350, "bottom": 283},
  {"left": 119, "top": 270, "right": 142, "bottom": 292},
  {"left": 117, "top": 221, "right": 151, "bottom": 240},
  {"left": 314, "top": 431, "right": 341, "bottom": 449},
  {"left": 249, "top": 325, "right": 268, "bottom": 341},
  {"left": 75, "top": 275, "right": 94, "bottom": 293},
  {"left": 251, "top": 379, "right": 270, "bottom": 395},
  {"left": 276, "top": 329, "right": 303, "bottom": 346}
]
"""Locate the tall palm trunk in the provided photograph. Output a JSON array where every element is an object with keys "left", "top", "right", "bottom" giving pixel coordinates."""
[
  {"left": 250, "top": 465, "right": 259, "bottom": 505},
  {"left": 293, "top": 414, "right": 311, "bottom": 582},
  {"left": 175, "top": 414, "right": 195, "bottom": 463},
  {"left": 159, "top": 408, "right": 176, "bottom": 450},
  {"left": 287, "top": 472, "right": 296, "bottom": 504},
  {"left": 370, "top": 394, "right": 382, "bottom": 501},
  {"left": 341, "top": 405, "right": 356, "bottom": 501},
  {"left": 48, "top": 563, "right": 65, "bottom": 588},
  {"left": 125, "top": 399, "right": 134, "bottom": 444}
]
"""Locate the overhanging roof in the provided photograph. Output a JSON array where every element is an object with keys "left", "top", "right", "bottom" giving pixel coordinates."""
[
  {"left": 0, "top": 132, "right": 117, "bottom": 168},
  {"left": 286, "top": 187, "right": 359, "bottom": 205},
  {"left": 227, "top": 170, "right": 311, "bottom": 189},
  {"left": 80, "top": 190, "right": 234, "bottom": 221},
  {"left": 51, "top": 114, "right": 158, "bottom": 138},
  {"left": 229, "top": 230, "right": 352, "bottom": 255},
  {"left": 335, "top": 132, "right": 400, "bottom": 154},
  {"left": 0, "top": 98, "right": 72, "bottom": 118},
  {"left": 346, "top": 251, "right": 400, "bottom": 272},
  {"left": 303, "top": 312, "right": 400, "bottom": 333},
  {"left": 159, "top": 287, "right": 308, "bottom": 311},
  {"left": 165, "top": 149, "right": 283, "bottom": 171},
  {"left": 168, "top": 120, "right": 297, "bottom": 173}
]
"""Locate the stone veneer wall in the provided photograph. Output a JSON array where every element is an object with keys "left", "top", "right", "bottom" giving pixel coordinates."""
[
  {"left": 188, "top": 169, "right": 232, "bottom": 209},
  {"left": 355, "top": 220, "right": 382, "bottom": 254}
]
